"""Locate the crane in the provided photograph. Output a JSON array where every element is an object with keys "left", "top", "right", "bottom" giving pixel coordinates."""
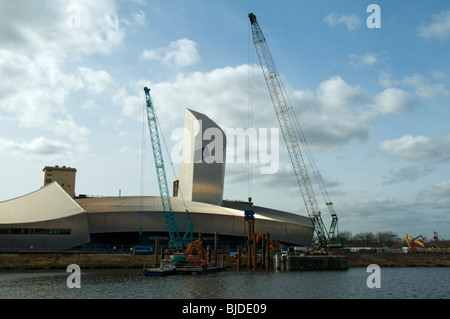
[
  {"left": 405, "top": 234, "right": 426, "bottom": 252},
  {"left": 249, "top": 13, "right": 339, "bottom": 248},
  {"left": 144, "top": 87, "right": 193, "bottom": 249}
]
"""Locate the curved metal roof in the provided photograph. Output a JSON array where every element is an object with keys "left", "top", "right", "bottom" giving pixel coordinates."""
[
  {"left": 0, "top": 182, "right": 86, "bottom": 224},
  {"left": 75, "top": 196, "right": 313, "bottom": 245},
  {"left": 75, "top": 195, "right": 309, "bottom": 223}
]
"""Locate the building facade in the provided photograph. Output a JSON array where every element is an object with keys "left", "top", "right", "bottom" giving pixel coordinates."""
[
  {"left": 0, "top": 182, "right": 90, "bottom": 251},
  {"left": 0, "top": 109, "right": 314, "bottom": 251},
  {"left": 178, "top": 109, "right": 226, "bottom": 206},
  {"left": 43, "top": 165, "right": 77, "bottom": 198}
]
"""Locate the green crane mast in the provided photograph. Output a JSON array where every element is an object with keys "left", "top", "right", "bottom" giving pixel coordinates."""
[{"left": 144, "top": 87, "right": 193, "bottom": 248}]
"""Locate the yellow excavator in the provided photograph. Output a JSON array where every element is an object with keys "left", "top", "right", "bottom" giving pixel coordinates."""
[{"left": 405, "top": 234, "right": 426, "bottom": 252}]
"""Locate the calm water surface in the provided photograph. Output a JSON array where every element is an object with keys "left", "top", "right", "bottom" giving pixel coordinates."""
[{"left": 0, "top": 267, "right": 449, "bottom": 299}]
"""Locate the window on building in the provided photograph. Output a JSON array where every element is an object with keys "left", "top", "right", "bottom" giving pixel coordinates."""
[{"left": 0, "top": 228, "right": 71, "bottom": 235}]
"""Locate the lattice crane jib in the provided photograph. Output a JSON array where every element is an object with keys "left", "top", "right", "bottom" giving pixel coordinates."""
[
  {"left": 144, "top": 87, "right": 193, "bottom": 248},
  {"left": 249, "top": 13, "right": 334, "bottom": 248}
]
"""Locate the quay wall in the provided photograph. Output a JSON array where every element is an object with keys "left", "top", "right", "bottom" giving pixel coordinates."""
[{"left": 1, "top": 252, "right": 450, "bottom": 270}]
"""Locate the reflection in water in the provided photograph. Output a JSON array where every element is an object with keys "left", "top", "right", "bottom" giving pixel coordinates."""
[{"left": 0, "top": 268, "right": 449, "bottom": 299}]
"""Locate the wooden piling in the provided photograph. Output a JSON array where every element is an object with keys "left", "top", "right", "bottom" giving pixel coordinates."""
[
  {"left": 237, "top": 246, "right": 241, "bottom": 270},
  {"left": 266, "top": 233, "right": 271, "bottom": 270},
  {"left": 214, "top": 232, "right": 218, "bottom": 262},
  {"left": 253, "top": 232, "right": 257, "bottom": 270},
  {"left": 262, "top": 234, "right": 266, "bottom": 269},
  {"left": 155, "top": 239, "right": 159, "bottom": 265},
  {"left": 247, "top": 222, "right": 252, "bottom": 267}
]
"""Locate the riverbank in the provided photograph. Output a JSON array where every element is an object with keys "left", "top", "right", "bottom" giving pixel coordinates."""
[
  {"left": 0, "top": 253, "right": 152, "bottom": 270},
  {"left": 1, "top": 252, "right": 450, "bottom": 270},
  {"left": 344, "top": 252, "right": 450, "bottom": 267}
]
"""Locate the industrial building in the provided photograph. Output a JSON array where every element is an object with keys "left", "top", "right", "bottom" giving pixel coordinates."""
[
  {"left": 0, "top": 182, "right": 90, "bottom": 251},
  {"left": 0, "top": 109, "right": 313, "bottom": 251},
  {"left": 42, "top": 165, "right": 77, "bottom": 198},
  {"left": 178, "top": 109, "right": 226, "bottom": 206}
]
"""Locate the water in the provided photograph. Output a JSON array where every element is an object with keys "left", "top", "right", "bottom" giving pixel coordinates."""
[{"left": 0, "top": 267, "right": 449, "bottom": 299}]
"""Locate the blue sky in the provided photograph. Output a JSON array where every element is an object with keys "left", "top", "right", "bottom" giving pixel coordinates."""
[{"left": 1, "top": 0, "right": 449, "bottom": 241}]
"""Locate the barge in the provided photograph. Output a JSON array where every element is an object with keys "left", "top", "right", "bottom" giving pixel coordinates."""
[{"left": 143, "top": 259, "right": 176, "bottom": 276}]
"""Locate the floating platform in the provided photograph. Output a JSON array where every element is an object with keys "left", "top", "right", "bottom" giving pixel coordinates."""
[
  {"left": 144, "top": 267, "right": 176, "bottom": 276},
  {"left": 143, "top": 260, "right": 176, "bottom": 276},
  {"left": 276, "top": 254, "right": 348, "bottom": 270}
]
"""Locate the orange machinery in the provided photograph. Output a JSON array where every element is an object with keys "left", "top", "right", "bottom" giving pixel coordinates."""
[{"left": 405, "top": 234, "right": 426, "bottom": 252}]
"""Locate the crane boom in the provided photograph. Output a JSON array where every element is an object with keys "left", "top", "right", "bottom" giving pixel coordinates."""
[
  {"left": 144, "top": 87, "right": 193, "bottom": 248},
  {"left": 249, "top": 13, "right": 336, "bottom": 247}
]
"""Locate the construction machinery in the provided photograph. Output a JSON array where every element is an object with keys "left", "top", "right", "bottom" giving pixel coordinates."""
[
  {"left": 432, "top": 231, "right": 440, "bottom": 248},
  {"left": 144, "top": 87, "right": 193, "bottom": 249},
  {"left": 170, "top": 238, "right": 205, "bottom": 262},
  {"left": 256, "top": 232, "right": 282, "bottom": 251},
  {"left": 185, "top": 238, "right": 205, "bottom": 261},
  {"left": 248, "top": 13, "right": 339, "bottom": 248},
  {"left": 405, "top": 234, "right": 426, "bottom": 252}
]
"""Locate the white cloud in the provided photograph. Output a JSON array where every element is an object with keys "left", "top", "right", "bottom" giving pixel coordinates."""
[
  {"left": 316, "top": 76, "right": 365, "bottom": 110},
  {"left": 418, "top": 10, "right": 450, "bottom": 40},
  {"left": 0, "top": 0, "right": 124, "bottom": 57},
  {"left": 141, "top": 38, "right": 200, "bottom": 67},
  {"left": 349, "top": 53, "right": 377, "bottom": 66},
  {"left": 81, "top": 99, "right": 100, "bottom": 110},
  {"left": 431, "top": 70, "right": 447, "bottom": 80},
  {"left": 290, "top": 77, "right": 374, "bottom": 148},
  {"left": 290, "top": 76, "right": 421, "bottom": 149},
  {"left": 379, "top": 134, "right": 450, "bottom": 163},
  {"left": 134, "top": 67, "right": 422, "bottom": 152},
  {"left": 0, "top": 137, "right": 72, "bottom": 158},
  {"left": 0, "top": 1, "right": 126, "bottom": 145},
  {"left": 401, "top": 74, "right": 449, "bottom": 99},
  {"left": 0, "top": 50, "right": 90, "bottom": 142},
  {"left": 122, "top": 10, "right": 146, "bottom": 26},
  {"left": 141, "top": 64, "right": 269, "bottom": 128},
  {"left": 348, "top": 53, "right": 385, "bottom": 68},
  {"left": 342, "top": 197, "right": 428, "bottom": 234},
  {"left": 133, "top": 11, "right": 145, "bottom": 25},
  {"left": 372, "top": 88, "right": 418, "bottom": 115},
  {"left": 382, "top": 165, "right": 435, "bottom": 185},
  {"left": 420, "top": 180, "right": 450, "bottom": 197},
  {"left": 78, "top": 67, "right": 117, "bottom": 95},
  {"left": 112, "top": 87, "right": 143, "bottom": 121},
  {"left": 324, "top": 13, "right": 362, "bottom": 31},
  {"left": 379, "top": 72, "right": 449, "bottom": 100}
]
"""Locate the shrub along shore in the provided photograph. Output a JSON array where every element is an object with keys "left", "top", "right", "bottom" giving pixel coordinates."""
[{"left": 1, "top": 251, "right": 450, "bottom": 270}]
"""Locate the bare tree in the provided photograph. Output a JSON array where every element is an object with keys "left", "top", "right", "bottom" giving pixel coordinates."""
[{"left": 376, "top": 231, "right": 398, "bottom": 247}]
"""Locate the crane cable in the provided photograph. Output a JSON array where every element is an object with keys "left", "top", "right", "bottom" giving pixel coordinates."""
[
  {"left": 281, "top": 74, "right": 338, "bottom": 235},
  {"left": 247, "top": 21, "right": 254, "bottom": 201},
  {"left": 141, "top": 92, "right": 147, "bottom": 198},
  {"left": 140, "top": 93, "right": 147, "bottom": 232}
]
